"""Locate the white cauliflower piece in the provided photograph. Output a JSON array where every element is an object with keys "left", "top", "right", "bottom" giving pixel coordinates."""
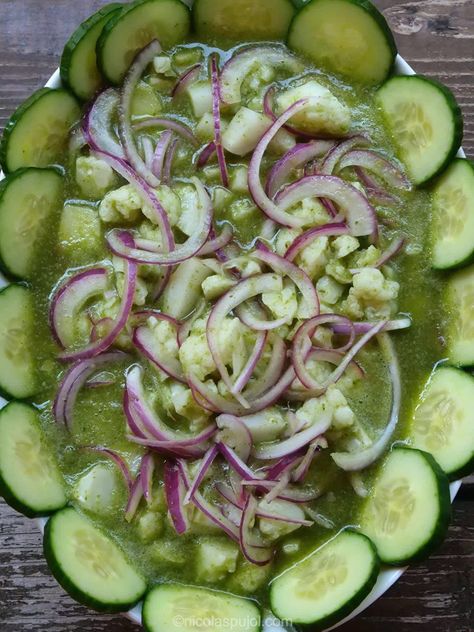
[
  {"left": 113, "top": 256, "right": 149, "bottom": 305},
  {"left": 202, "top": 274, "right": 236, "bottom": 300},
  {"left": 195, "top": 539, "right": 239, "bottom": 582},
  {"left": 153, "top": 55, "right": 173, "bottom": 75},
  {"left": 149, "top": 318, "right": 179, "bottom": 358},
  {"left": 275, "top": 228, "right": 301, "bottom": 256},
  {"left": 316, "top": 275, "right": 344, "bottom": 305},
  {"left": 99, "top": 185, "right": 142, "bottom": 223},
  {"left": 262, "top": 280, "right": 298, "bottom": 321},
  {"left": 277, "top": 80, "right": 351, "bottom": 136},
  {"left": 76, "top": 156, "right": 117, "bottom": 199},
  {"left": 296, "top": 236, "right": 330, "bottom": 280},
  {"left": 343, "top": 268, "right": 399, "bottom": 319},
  {"left": 292, "top": 197, "right": 332, "bottom": 228},
  {"left": 176, "top": 184, "right": 200, "bottom": 237},
  {"left": 332, "top": 235, "right": 359, "bottom": 259},
  {"left": 352, "top": 245, "right": 381, "bottom": 268},
  {"left": 326, "top": 386, "right": 355, "bottom": 430},
  {"left": 142, "top": 185, "right": 181, "bottom": 227},
  {"left": 325, "top": 259, "right": 353, "bottom": 284},
  {"left": 168, "top": 382, "right": 212, "bottom": 427}
]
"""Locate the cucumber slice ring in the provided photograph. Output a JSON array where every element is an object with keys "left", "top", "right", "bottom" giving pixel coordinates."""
[
  {"left": 60, "top": 3, "right": 124, "bottom": 101},
  {"left": 0, "top": 88, "right": 81, "bottom": 173},
  {"left": 97, "top": 0, "right": 191, "bottom": 85},
  {"left": 287, "top": 0, "right": 397, "bottom": 86},
  {"left": 43, "top": 507, "right": 147, "bottom": 613}
]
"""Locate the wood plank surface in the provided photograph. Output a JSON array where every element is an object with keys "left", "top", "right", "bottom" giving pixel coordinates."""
[{"left": 0, "top": 1, "right": 473, "bottom": 631}]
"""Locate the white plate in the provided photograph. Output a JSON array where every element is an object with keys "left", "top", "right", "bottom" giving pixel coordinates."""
[{"left": 0, "top": 52, "right": 466, "bottom": 630}]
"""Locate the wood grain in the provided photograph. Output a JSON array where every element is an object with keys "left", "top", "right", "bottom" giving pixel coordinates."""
[{"left": 0, "top": 1, "right": 473, "bottom": 631}]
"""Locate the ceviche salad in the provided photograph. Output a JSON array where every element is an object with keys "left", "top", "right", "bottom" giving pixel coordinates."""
[{"left": 0, "top": 0, "right": 473, "bottom": 630}]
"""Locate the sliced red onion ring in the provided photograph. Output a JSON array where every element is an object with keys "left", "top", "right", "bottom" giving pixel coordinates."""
[
  {"left": 266, "top": 140, "right": 336, "bottom": 198},
  {"left": 217, "top": 442, "right": 263, "bottom": 480},
  {"left": 263, "top": 453, "right": 303, "bottom": 481},
  {"left": 254, "top": 410, "right": 331, "bottom": 460},
  {"left": 196, "top": 223, "right": 233, "bottom": 256},
  {"left": 130, "top": 309, "right": 181, "bottom": 328},
  {"left": 172, "top": 63, "right": 202, "bottom": 98},
  {"left": 140, "top": 452, "right": 155, "bottom": 505},
  {"left": 243, "top": 335, "right": 287, "bottom": 400},
  {"left": 183, "top": 445, "right": 219, "bottom": 504},
  {"left": 164, "top": 461, "right": 189, "bottom": 534},
  {"left": 232, "top": 332, "right": 268, "bottom": 395},
  {"left": 85, "top": 372, "right": 116, "bottom": 389},
  {"left": 210, "top": 54, "right": 229, "bottom": 187},
  {"left": 127, "top": 365, "right": 216, "bottom": 445},
  {"left": 162, "top": 136, "right": 178, "bottom": 184},
  {"left": 240, "top": 494, "right": 273, "bottom": 566},
  {"left": 133, "top": 117, "right": 198, "bottom": 147},
  {"left": 119, "top": 40, "right": 162, "bottom": 187},
  {"left": 125, "top": 477, "right": 144, "bottom": 523},
  {"left": 216, "top": 482, "right": 243, "bottom": 508},
  {"left": 263, "top": 86, "right": 324, "bottom": 140},
  {"left": 375, "top": 236, "right": 406, "bottom": 268},
  {"left": 320, "top": 135, "right": 370, "bottom": 175},
  {"left": 59, "top": 235, "right": 137, "bottom": 362},
  {"left": 133, "top": 324, "right": 185, "bottom": 383},
  {"left": 285, "top": 223, "right": 349, "bottom": 262},
  {"left": 235, "top": 301, "right": 290, "bottom": 331},
  {"left": 126, "top": 434, "right": 206, "bottom": 459},
  {"left": 337, "top": 150, "right": 411, "bottom": 191},
  {"left": 206, "top": 273, "right": 283, "bottom": 406},
  {"left": 106, "top": 177, "right": 212, "bottom": 266},
  {"left": 243, "top": 479, "right": 323, "bottom": 503},
  {"left": 92, "top": 149, "right": 175, "bottom": 254},
  {"left": 256, "top": 499, "right": 313, "bottom": 526},
  {"left": 177, "top": 300, "right": 207, "bottom": 348},
  {"left": 83, "top": 88, "right": 125, "bottom": 158},
  {"left": 292, "top": 317, "right": 384, "bottom": 393},
  {"left": 276, "top": 175, "right": 376, "bottom": 237},
  {"left": 177, "top": 459, "right": 240, "bottom": 541},
  {"left": 85, "top": 446, "right": 133, "bottom": 491},
  {"left": 216, "top": 415, "right": 253, "bottom": 462},
  {"left": 50, "top": 268, "right": 109, "bottom": 349},
  {"left": 354, "top": 167, "right": 399, "bottom": 206},
  {"left": 331, "top": 333, "right": 401, "bottom": 470},
  {"left": 220, "top": 45, "right": 302, "bottom": 105},
  {"left": 291, "top": 439, "right": 327, "bottom": 483},
  {"left": 331, "top": 317, "right": 411, "bottom": 336},
  {"left": 142, "top": 136, "right": 154, "bottom": 171},
  {"left": 152, "top": 130, "right": 174, "bottom": 179},
  {"left": 251, "top": 242, "right": 319, "bottom": 319},
  {"left": 196, "top": 141, "right": 217, "bottom": 168}
]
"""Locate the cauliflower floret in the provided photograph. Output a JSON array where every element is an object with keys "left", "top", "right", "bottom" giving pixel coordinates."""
[
  {"left": 149, "top": 318, "right": 179, "bottom": 358},
  {"left": 292, "top": 197, "right": 332, "bottom": 228},
  {"left": 142, "top": 184, "right": 181, "bottom": 227},
  {"left": 316, "top": 275, "right": 344, "bottom": 305},
  {"left": 275, "top": 228, "right": 301, "bottom": 256},
  {"left": 113, "top": 256, "right": 149, "bottom": 305},
  {"left": 168, "top": 382, "right": 212, "bottom": 427},
  {"left": 351, "top": 245, "right": 381, "bottom": 268},
  {"left": 230, "top": 165, "right": 249, "bottom": 194},
  {"left": 343, "top": 268, "right": 399, "bottom": 319},
  {"left": 259, "top": 500, "right": 306, "bottom": 540},
  {"left": 332, "top": 235, "right": 359, "bottom": 259},
  {"left": 325, "top": 259, "right": 353, "bottom": 284},
  {"left": 153, "top": 55, "right": 173, "bottom": 75},
  {"left": 76, "top": 156, "right": 117, "bottom": 200},
  {"left": 99, "top": 185, "right": 142, "bottom": 223},
  {"left": 262, "top": 280, "right": 298, "bottom": 321},
  {"left": 277, "top": 80, "right": 351, "bottom": 136},
  {"left": 297, "top": 387, "right": 355, "bottom": 432},
  {"left": 311, "top": 324, "right": 334, "bottom": 349},
  {"left": 175, "top": 184, "right": 200, "bottom": 236},
  {"left": 202, "top": 274, "right": 236, "bottom": 300},
  {"left": 296, "top": 236, "right": 330, "bottom": 279},
  {"left": 195, "top": 538, "right": 239, "bottom": 583}
]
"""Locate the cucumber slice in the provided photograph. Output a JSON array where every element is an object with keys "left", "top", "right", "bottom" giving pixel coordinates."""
[
  {"left": 376, "top": 75, "right": 463, "bottom": 186},
  {"left": 44, "top": 507, "right": 147, "bottom": 612},
  {"left": 0, "top": 402, "right": 66, "bottom": 518},
  {"left": 0, "top": 168, "right": 64, "bottom": 280},
  {"left": 142, "top": 584, "right": 261, "bottom": 632},
  {"left": 359, "top": 447, "right": 451, "bottom": 565},
  {"left": 60, "top": 3, "right": 123, "bottom": 101},
  {"left": 0, "top": 285, "right": 37, "bottom": 400},
  {"left": 0, "top": 88, "right": 81, "bottom": 173},
  {"left": 409, "top": 366, "right": 474, "bottom": 480},
  {"left": 446, "top": 264, "right": 474, "bottom": 367},
  {"left": 97, "top": 0, "right": 191, "bottom": 86},
  {"left": 193, "top": 0, "right": 295, "bottom": 41},
  {"left": 287, "top": 0, "right": 397, "bottom": 86},
  {"left": 270, "top": 530, "right": 379, "bottom": 628},
  {"left": 431, "top": 159, "right": 474, "bottom": 270}
]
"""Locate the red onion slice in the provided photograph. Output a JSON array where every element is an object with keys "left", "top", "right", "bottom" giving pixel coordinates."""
[
  {"left": 216, "top": 414, "right": 253, "bottom": 462},
  {"left": 142, "top": 136, "right": 154, "bottom": 170},
  {"left": 266, "top": 140, "right": 336, "bottom": 198},
  {"left": 196, "top": 223, "right": 233, "bottom": 256},
  {"left": 59, "top": 235, "right": 138, "bottom": 362},
  {"left": 251, "top": 242, "right": 319, "bottom": 319},
  {"left": 196, "top": 141, "right": 217, "bottom": 168},
  {"left": 125, "top": 477, "right": 144, "bottom": 523},
  {"left": 276, "top": 175, "right": 377, "bottom": 237},
  {"left": 239, "top": 495, "right": 273, "bottom": 566},
  {"left": 220, "top": 45, "right": 302, "bottom": 105},
  {"left": 210, "top": 54, "right": 229, "bottom": 187},
  {"left": 331, "top": 333, "right": 401, "bottom": 470},
  {"left": 133, "top": 324, "right": 185, "bottom": 383},
  {"left": 231, "top": 332, "right": 268, "bottom": 395},
  {"left": 106, "top": 177, "right": 212, "bottom": 266},
  {"left": 83, "top": 88, "right": 125, "bottom": 158},
  {"left": 337, "top": 150, "right": 411, "bottom": 191},
  {"left": 151, "top": 130, "right": 174, "bottom": 179},
  {"left": 375, "top": 236, "right": 406, "bottom": 268},
  {"left": 243, "top": 335, "right": 287, "bottom": 400},
  {"left": 134, "top": 117, "right": 198, "bottom": 147},
  {"left": 164, "top": 461, "right": 189, "bottom": 534},
  {"left": 235, "top": 301, "right": 290, "bottom": 332},
  {"left": 263, "top": 86, "right": 326, "bottom": 140},
  {"left": 50, "top": 268, "right": 109, "bottom": 349},
  {"left": 354, "top": 167, "right": 399, "bottom": 206},
  {"left": 183, "top": 445, "right": 219, "bottom": 504},
  {"left": 140, "top": 452, "right": 155, "bottom": 505},
  {"left": 320, "top": 135, "right": 370, "bottom": 175},
  {"left": 126, "top": 434, "right": 207, "bottom": 459},
  {"left": 172, "top": 63, "right": 202, "bottom": 98},
  {"left": 292, "top": 439, "right": 327, "bottom": 483},
  {"left": 254, "top": 410, "right": 331, "bottom": 460},
  {"left": 217, "top": 442, "right": 263, "bottom": 480},
  {"left": 331, "top": 317, "right": 411, "bottom": 336},
  {"left": 162, "top": 136, "right": 178, "bottom": 184},
  {"left": 84, "top": 446, "right": 133, "bottom": 491},
  {"left": 285, "top": 223, "right": 349, "bottom": 262},
  {"left": 216, "top": 482, "right": 243, "bottom": 508},
  {"left": 119, "top": 40, "right": 162, "bottom": 187},
  {"left": 256, "top": 499, "right": 313, "bottom": 526}
]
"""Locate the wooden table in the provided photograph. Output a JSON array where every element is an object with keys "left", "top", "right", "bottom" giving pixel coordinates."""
[{"left": 0, "top": 1, "right": 473, "bottom": 630}]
